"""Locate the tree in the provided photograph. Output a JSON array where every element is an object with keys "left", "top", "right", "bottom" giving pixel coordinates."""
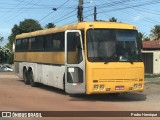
[
  {"left": 45, "top": 23, "right": 56, "bottom": 29},
  {"left": 0, "top": 46, "right": 11, "bottom": 63},
  {"left": 138, "top": 32, "right": 149, "bottom": 41},
  {"left": 5, "top": 19, "right": 42, "bottom": 64},
  {"left": 150, "top": 25, "right": 160, "bottom": 40},
  {"left": 143, "top": 37, "right": 150, "bottom": 41},
  {"left": 19, "top": 19, "right": 42, "bottom": 33},
  {"left": 109, "top": 17, "right": 117, "bottom": 22},
  {"left": 0, "top": 36, "right": 3, "bottom": 43},
  {"left": 6, "top": 19, "right": 42, "bottom": 50}
]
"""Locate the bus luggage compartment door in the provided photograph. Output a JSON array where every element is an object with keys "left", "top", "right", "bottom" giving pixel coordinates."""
[{"left": 65, "top": 30, "right": 85, "bottom": 94}]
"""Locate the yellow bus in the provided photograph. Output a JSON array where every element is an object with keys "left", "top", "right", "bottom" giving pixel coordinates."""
[{"left": 14, "top": 22, "right": 144, "bottom": 94}]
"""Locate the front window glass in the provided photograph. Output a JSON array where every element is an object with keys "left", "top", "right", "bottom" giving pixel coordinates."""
[{"left": 87, "top": 29, "right": 142, "bottom": 62}]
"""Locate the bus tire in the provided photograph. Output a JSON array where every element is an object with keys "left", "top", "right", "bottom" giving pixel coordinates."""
[
  {"left": 23, "top": 68, "right": 30, "bottom": 85},
  {"left": 29, "top": 69, "right": 37, "bottom": 87}
]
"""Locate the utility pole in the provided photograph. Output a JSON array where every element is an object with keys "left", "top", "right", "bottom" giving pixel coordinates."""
[
  {"left": 94, "top": 6, "right": 97, "bottom": 21},
  {"left": 77, "top": 0, "right": 83, "bottom": 22}
]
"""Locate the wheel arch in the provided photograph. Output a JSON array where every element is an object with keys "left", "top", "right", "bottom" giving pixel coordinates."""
[{"left": 23, "top": 66, "right": 27, "bottom": 71}]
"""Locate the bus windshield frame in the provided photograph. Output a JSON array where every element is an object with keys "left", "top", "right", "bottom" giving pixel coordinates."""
[{"left": 86, "top": 29, "right": 142, "bottom": 63}]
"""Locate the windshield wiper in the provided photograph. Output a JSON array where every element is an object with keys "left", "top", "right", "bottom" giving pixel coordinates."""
[
  {"left": 104, "top": 59, "right": 109, "bottom": 64},
  {"left": 97, "top": 57, "right": 109, "bottom": 64},
  {"left": 128, "top": 57, "right": 134, "bottom": 64}
]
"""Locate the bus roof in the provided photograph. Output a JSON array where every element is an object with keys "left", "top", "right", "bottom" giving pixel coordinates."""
[{"left": 16, "top": 21, "right": 137, "bottom": 39}]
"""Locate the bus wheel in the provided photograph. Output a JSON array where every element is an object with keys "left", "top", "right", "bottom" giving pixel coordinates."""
[
  {"left": 23, "top": 68, "right": 30, "bottom": 85},
  {"left": 29, "top": 70, "right": 37, "bottom": 87}
]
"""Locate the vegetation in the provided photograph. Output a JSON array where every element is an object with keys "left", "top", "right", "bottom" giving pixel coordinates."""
[
  {"left": 0, "top": 46, "right": 12, "bottom": 64},
  {"left": 150, "top": 25, "right": 160, "bottom": 40},
  {"left": 6, "top": 19, "right": 42, "bottom": 50},
  {"left": 0, "top": 36, "right": 3, "bottom": 42},
  {"left": 3, "top": 19, "right": 42, "bottom": 63},
  {"left": 45, "top": 23, "right": 56, "bottom": 28},
  {"left": 138, "top": 32, "right": 150, "bottom": 41},
  {"left": 109, "top": 17, "right": 117, "bottom": 22}
]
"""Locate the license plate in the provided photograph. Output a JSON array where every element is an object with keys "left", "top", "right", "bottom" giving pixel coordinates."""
[{"left": 115, "top": 86, "right": 124, "bottom": 90}]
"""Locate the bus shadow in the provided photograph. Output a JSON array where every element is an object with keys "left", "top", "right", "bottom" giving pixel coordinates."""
[
  {"left": 37, "top": 83, "right": 67, "bottom": 95},
  {"left": 69, "top": 93, "right": 147, "bottom": 102}
]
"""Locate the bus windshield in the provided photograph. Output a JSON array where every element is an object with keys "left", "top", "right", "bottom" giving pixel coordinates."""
[{"left": 87, "top": 29, "right": 142, "bottom": 62}]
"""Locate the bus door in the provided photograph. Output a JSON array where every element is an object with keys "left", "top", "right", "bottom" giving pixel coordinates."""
[{"left": 65, "top": 30, "right": 85, "bottom": 94}]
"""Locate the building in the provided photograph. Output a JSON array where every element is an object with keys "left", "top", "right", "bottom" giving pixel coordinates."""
[{"left": 142, "top": 40, "right": 160, "bottom": 74}]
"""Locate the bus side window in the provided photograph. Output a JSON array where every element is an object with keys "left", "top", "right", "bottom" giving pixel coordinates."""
[
  {"left": 15, "top": 39, "right": 21, "bottom": 51},
  {"left": 59, "top": 32, "right": 64, "bottom": 51},
  {"left": 67, "top": 32, "right": 82, "bottom": 64},
  {"left": 36, "top": 36, "right": 44, "bottom": 50},
  {"left": 53, "top": 39, "right": 60, "bottom": 50},
  {"left": 21, "top": 38, "right": 29, "bottom": 51},
  {"left": 67, "top": 33, "right": 76, "bottom": 51},
  {"left": 29, "top": 37, "right": 36, "bottom": 50},
  {"left": 45, "top": 34, "right": 53, "bottom": 50},
  {"left": 52, "top": 32, "right": 64, "bottom": 51}
]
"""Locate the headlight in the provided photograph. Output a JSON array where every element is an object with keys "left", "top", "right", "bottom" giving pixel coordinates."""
[
  {"left": 94, "top": 85, "right": 99, "bottom": 91},
  {"left": 100, "top": 85, "right": 104, "bottom": 90},
  {"left": 134, "top": 84, "right": 138, "bottom": 89},
  {"left": 139, "top": 84, "right": 142, "bottom": 88}
]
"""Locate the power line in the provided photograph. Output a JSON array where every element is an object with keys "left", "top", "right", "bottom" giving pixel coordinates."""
[
  {"left": 12, "top": 0, "right": 76, "bottom": 8},
  {"left": 96, "top": 0, "right": 160, "bottom": 15},
  {"left": 0, "top": 0, "right": 36, "bottom": 24},
  {"left": 4, "top": 0, "right": 42, "bottom": 24},
  {"left": 39, "top": 0, "right": 70, "bottom": 22},
  {"left": 54, "top": 9, "right": 77, "bottom": 23},
  {"left": 82, "top": 0, "right": 160, "bottom": 24},
  {"left": 98, "top": 0, "right": 160, "bottom": 25},
  {"left": 0, "top": 0, "right": 24, "bottom": 18}
]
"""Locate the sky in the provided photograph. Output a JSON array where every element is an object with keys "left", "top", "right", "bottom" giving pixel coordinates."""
[{"left": 0, "top": 0, "right": 160, "bottom": 46}]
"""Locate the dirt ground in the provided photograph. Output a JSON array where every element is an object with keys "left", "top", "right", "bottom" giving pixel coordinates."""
[{"left": 0, "top": 72, "right": 160, "bottom": 120}]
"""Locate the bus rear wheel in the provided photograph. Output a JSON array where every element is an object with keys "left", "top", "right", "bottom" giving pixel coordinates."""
[
  {"left": 23, "top": 68, "right": 30, "bottom": 85},
  {"left": 29, "top": 69, "right": 37, "bottom": 87}
]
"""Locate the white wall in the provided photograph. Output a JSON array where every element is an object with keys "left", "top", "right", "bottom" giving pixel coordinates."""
[
  {"left": 153, "top": 51, "right": 160, "bottom": 74},
  {"left": 142, "top": 51, "right": 160, "bottom": 75}
]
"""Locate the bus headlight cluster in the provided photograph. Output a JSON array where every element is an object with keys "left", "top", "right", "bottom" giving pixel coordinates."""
[
  {"left": 100, "top": 85, "right": 104, "bottom": 90},
  {"left": 134, "top": 84, "right": 138, "bottom": 89},
  {"left": 94, "top": 85, "right": 99, "bottom": 91},
  {"left": 138, "top": 84, "right": 142, "bottom": 88},
  {"left": 134, "top": 84, "right": 142, "bottom": 89}
]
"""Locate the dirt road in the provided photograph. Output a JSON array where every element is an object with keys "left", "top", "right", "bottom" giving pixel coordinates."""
[{"left": 0, "top": 72, "right": 160, "bottom": 120}]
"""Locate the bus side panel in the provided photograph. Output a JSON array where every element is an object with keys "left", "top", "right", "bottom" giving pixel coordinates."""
[
  {"left": 14, "top": 62, "right": 20, "bottom": 74},
  {"left": 16, "top": 62, "right": 65, "bottom": 90},
  {"left": 37, "top": 64, "right": 65, "bottom": 89}
]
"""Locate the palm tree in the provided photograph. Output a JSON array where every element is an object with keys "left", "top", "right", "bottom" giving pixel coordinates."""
[
  {"left": 150, "top": 25, "right": 160, "bottom": 40},
  {"left": 138, "top": 32, "right": 149, "bottom": 41}
]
